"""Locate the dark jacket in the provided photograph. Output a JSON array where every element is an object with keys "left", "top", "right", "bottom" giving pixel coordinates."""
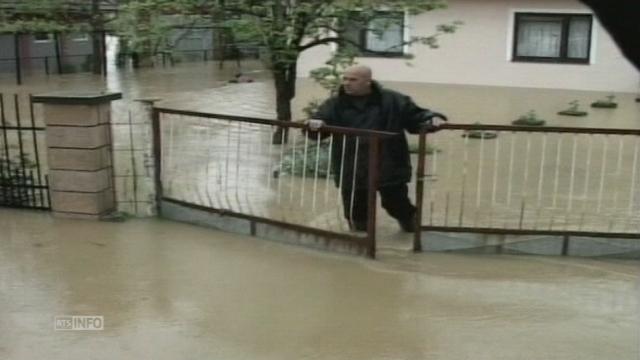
[{"left": 313, "top": 82, "right": 436, "bottom": 189}]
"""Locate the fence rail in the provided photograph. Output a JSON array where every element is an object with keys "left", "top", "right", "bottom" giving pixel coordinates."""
[
  {"left": 414, "top": 123, "right": 640, "bottom": 250},
  {"left": 0, "top": 54, "right": 95, "bottom": 75}
]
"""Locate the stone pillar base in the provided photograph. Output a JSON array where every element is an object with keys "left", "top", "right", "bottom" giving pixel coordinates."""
[{"left": 33, "top": 92, "right": 122, "bottom": 220}]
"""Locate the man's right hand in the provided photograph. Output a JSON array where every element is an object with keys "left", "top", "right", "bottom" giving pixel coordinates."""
[
  {"left": 423, "top": 111, "right": 448, "bottom": 129},
  {"left": 306, "top": 119, "right": 325, "bottom": 131}
]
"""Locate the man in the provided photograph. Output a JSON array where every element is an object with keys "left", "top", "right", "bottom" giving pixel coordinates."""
[{"left": 307, "top": 65, "right": 447, "bottom": 232}]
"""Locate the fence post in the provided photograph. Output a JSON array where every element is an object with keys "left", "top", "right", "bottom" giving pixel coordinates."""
[
  {"left": 32, "top": 92, "right": 122, "bottom": 219},
  {"left": 150, "top": 106, "right": 162, "bottom": 216},
  {"left": 101, "top": 31, "right": 107, "bottom": 77},
  {"left": 54, "top": 33, "right": 63, "bottom": 74},
  {"left": 134, "top": 98, "right": 161, "bottom": 216},
  {"left": 413, "top": 127, "right": 427, "bottom": 252},
  {"left": 14, "top": 33, "right": 21, "bottom": 85},
  {"left": 366, "top": 137, "right": 381, "bottom": 259}
]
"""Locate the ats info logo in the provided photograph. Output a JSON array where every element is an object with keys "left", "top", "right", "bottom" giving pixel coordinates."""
[{"left": 54, "top": 316, "right": 104, "bottom": 331}]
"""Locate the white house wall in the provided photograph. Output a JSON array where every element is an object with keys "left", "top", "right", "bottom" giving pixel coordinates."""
[{"left": 297, "top": 0, "right": 639, "bottom": 93}]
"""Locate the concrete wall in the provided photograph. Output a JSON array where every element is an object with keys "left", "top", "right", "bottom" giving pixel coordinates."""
[
  {"left": 420, "top": 232, "right": 640, "bottom": 259},
  {"left": 0, "top": 34, "right": 16, "bottom": 73},
  {"left": 20, "top": 34, "right": 58, "bottom": 73},
  {"left": 59, "top": 34, "right": 94, "bottom": 72},
  {"left": 298, "top": 0, "right": 639, "bottom": 93},
  {"left": 161, "top": 200, "right": 368, "bottom": 257}
]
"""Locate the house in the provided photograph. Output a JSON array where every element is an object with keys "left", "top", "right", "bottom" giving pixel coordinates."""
[
  {"left": 0, "top": 32, "right": 96, "bottom": 75},
  {"left": 0, "top": 0, "right": 118, "bottom": 77},
  {"left": 298, "top": 0, "right": 639, "bottom": 93}
]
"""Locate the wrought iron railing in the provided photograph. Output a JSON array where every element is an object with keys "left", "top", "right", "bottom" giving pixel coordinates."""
[
  {"left": 414, "top": 124, "right": 640, "bottom": 251},
  {"left": 0, "top": 93, "right": 50, "bottom": 210}
]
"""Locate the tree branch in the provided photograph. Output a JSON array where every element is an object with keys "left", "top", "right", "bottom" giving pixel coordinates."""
[{"left": 299, "top": 37, "right": 343, "bottom": 51}]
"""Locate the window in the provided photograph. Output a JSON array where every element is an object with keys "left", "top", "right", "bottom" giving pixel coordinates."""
[
  {"left": 33, "top": 33, "right": 53, "bottom": 43},
  {"left": 343, "top": 12, "right": 405, "bottom": 57},
  {"left": 513, "top": 13, "right": 593, "bottom": 64},
  {"left": 71, "top": 33, "right": 89, "bottom": 42}
]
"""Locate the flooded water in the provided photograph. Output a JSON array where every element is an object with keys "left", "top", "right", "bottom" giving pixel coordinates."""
[
  {"left": 2, "top": 60, "right": 638, "bottom": 126},
  {"left": 4, "top": 60, "right": 637, "bottom": 229},
  {"left": 0, "top": 60, "right": 268, "bottom": 100},
  {"left": 1, "top": 66, "right": 640, "bottom": 358},
  {"left": 0, "top": 61, "right": 269, "bottom": 216},
  {"left": 0, "top": 208, "right": 638, "bottom": 360}
]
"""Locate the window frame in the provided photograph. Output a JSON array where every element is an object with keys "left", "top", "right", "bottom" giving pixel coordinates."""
[
  {"left": 512, "top": 12, "right": 593, "bottom": 64},
  {"left": 71, "top": 33, "right": 89, "bottom": 42},
  {"left": 33, "top": 33, "right": 53, "bottom": 43},
  {"left": 344, "top": 11, "right": 407, "bottom": 58}
]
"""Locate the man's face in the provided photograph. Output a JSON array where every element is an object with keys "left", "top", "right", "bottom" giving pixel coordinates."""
[{"left": 342, "top": 70, "right": 371, "bottom": 96}]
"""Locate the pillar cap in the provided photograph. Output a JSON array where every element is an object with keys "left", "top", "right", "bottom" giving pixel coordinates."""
[{"left": 32, "top": 91, "right": 122, "bottom": 105}]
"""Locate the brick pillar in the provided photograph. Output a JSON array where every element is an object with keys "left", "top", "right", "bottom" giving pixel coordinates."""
[{"left": 32, "top": 92, "right": 122, "bottom": 219}]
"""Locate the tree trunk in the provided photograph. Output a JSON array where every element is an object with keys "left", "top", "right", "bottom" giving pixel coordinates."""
[
  {"left": 136, "top": 50, "right": 155, "bottom": 68},
  {"left": 272, "top": 61, "right": 297, "bottom": 144},
  {"left": 90, "top": 0, "right": 103, "bottom": 75},
  {"left": 215, "top": 28, "right": 227, "bottom": 69},
  {"left": 135, "top": 8, "right": 155, "bottom": 68},
  {"left": 213, "top": 0, "right": 227, "bottom": 68},
  {"left": 91, "top": 32, "right": 103, "bottom": 75}
]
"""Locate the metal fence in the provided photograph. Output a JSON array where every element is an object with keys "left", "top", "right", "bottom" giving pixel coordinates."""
[
  {"left": 152, "top": 108, "right": 395, "bottom": 258},
  {"left": 414, "top": 124, "right": 640, "bottom": 250},
  {"left": 0, "top": 54, "right": 95, "bottom": 76},
  {"left": 0, "top": 93, "right": 50, "bottom": 210},
  {"left": 148, "top": 110, "right": 640, "bottom": 257},
  {"left": 110, "top": 100, "right": 157, "bottom": 217},
  {"left": 117, "top": 44, "right": 263, "bottom": 68}
]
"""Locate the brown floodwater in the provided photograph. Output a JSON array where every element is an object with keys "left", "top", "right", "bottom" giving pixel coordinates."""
[
  {"left": 2, "top": 60, "right": 638, "bottom": 227},
  {"left": 1, "top": 59, "right": 639, "bottom": 359},
  {"left": 0, "top": 208, "right": 638, "bottom": 360},
  {"left": 2, "top": 60, "right": 638, "bottom": 126}
]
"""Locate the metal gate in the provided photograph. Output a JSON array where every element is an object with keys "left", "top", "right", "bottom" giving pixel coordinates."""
[
  {"left": 152, "top": 108, "right": 395, "bottom": 258},
  {"left": 0, "top": 93, "right": 50, "bottom": 210}
]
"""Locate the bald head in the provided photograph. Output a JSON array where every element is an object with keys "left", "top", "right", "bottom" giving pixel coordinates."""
[
  {"left": 345, "top": 65, "right": 372, "bottom": 80},
  {"left": 342, "top": 65, "right": 373, "bottom": 96}
]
